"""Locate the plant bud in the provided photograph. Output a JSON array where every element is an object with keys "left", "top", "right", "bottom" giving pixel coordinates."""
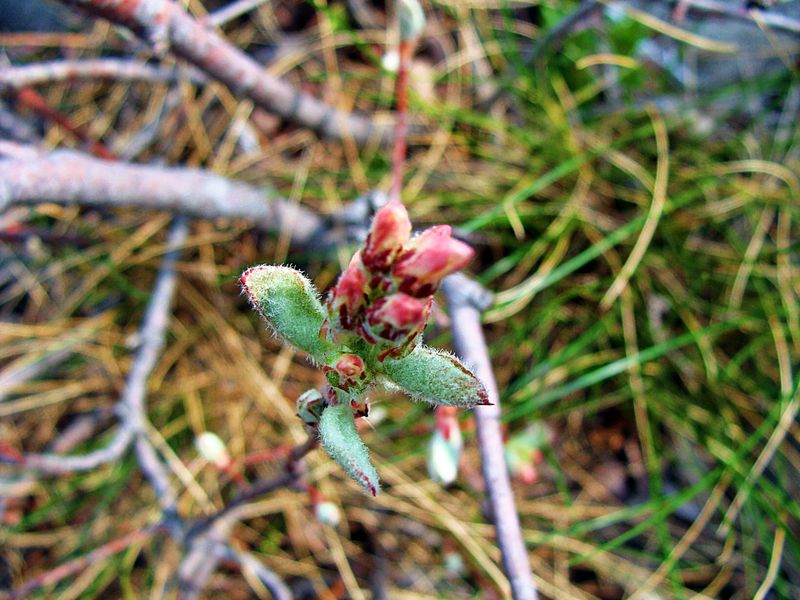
[
  {"left": 324, "top": 353, "right": 367, "bottom": 393},
  {"left": 382, "top": 345, "right": 489, "bottom": 408},
  {"left": 297, "top": 388, "right": 325, "bottom": 427},
  {"left": 444, "top": 552, "right": 466, "bottom": 577},
  {"left": 362, "top": 201, "right": 411, "bottom": 272},
  {"left": 392, "top": 226, "right": 474, "bottom": 297},
  {"left": 505, "top": 423, "right": 550, "bottom": 484},
  {"left": 241, "top": 266, "right": 333, "bottom": 363},
  {"left": 326, "top": 252, "right": 368, "bottom": 331},
  {"left": 381, "top": 50, "right": 400, "bottom": 73},
  {"left": 195, "top": 432, "right": 230, "bottom": 468},
  {"left": 398, "top": 0, "right": 426, "bottom": 41},
  {"left": 427, "top": 409, "right": 462, "bottom": 485},
  {"left": 319, "top": 403, "right": 380, "bottom": 496},
  {"left": 364, "top": 293, "right": 431, "bottom": 342},
  {"left": 315, "top": 501, "right": 341, "bottom": 527}
]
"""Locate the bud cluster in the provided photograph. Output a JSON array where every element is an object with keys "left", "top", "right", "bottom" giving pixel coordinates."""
[
  {"left": 324, "top": 200, "right": 473, "bottom": 362},
  {"left": 240, "top": 200, "right": 488, "bottom": 496}
]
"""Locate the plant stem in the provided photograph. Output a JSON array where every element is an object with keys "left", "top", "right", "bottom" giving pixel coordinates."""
[
  {"left": 389, "top": 39, "right": 414, "bottom": 205},
  {"left": 442, "top": 274, "right": 538, "bottom": 600}
]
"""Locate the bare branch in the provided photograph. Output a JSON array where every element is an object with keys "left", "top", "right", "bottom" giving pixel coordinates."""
[
  {"left": 55, "top": 0, "right": 393, "bottom": 145},
  {"left": 0, "top": 149, "right": 325, "bottom": 243},
  {"left": 0, "top": 59, "right": 192, "bottom": 90},
  {"left": 442, "top": 273, "right": 538, "bottom": 600},
  {"left": 189, "top": 434, "right": 318, "bottom": 537},
  {"left": 6, "top": 217, "right": 187, "bottom": 489},
  {"left": 17, "top": 426, "right": 134, "bottom": 474},
  {"left": 124, "top": 217, "right": 189, "bottom": 513}
]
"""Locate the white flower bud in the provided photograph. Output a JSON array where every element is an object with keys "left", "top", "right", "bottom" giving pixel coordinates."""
[
  {"left": 315, "top": 501, "right": 341, "bottom": 527},
  {"left": 195, "top": 432, "right": 230, "bottom": 468},
  {"left": 398, "top": 0, "right": 426, "bottom": 41},
  {"left": 427, "top": 423, "right": 462, "bottom": 486},
  {"left": 381, "top": 50, "right": 400, "bottom": 73},
  {"left": 444, "top": 551, "right": 465, "bottom": 577}
]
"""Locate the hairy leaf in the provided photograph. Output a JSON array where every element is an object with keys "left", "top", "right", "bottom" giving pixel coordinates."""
[
  {"left": 319, "top": 403, "right": 380, "bottom": 496},
  {"left": 241, "top": 265, "right": 333, "bottom": 362},
  {"left": 382, "top": 345, "right": 489, "bottom": 408}
]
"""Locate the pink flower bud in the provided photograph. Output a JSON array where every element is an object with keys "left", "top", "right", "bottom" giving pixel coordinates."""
[
  {"left": 362, "top": 201, "right": 412, "bottom": 272},
  {"left": 326, "top": 252, "right": 368, "bottom": 330},
  {"left": 504, "top": 423, "right": 550, "bottom": 484},
  {"left": 392, "top": 226, "right": 474, "bottom": 297},
  {"left": 364, "top": 293, "right": 431, "bottom": 342},
  {"left": 323, "top": 353, "right": 367, "bottom": 392}
]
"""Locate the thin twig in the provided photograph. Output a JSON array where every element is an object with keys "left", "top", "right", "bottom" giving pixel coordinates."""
[
  {"left": 55, "top": 0, "right": 393, "bottom": 145},
  {"left": 15, "top": 87, "right": 115, "bottom": 159},
  {"left": 235, "top": 550, "right": 293, "bottom": 600},
  {"left": 0, "top": 59, "right": 193, "bottom": 90},
  {"left": 442, "top": 273, "right": 538, "bottom": 600},
  {"left": 389, "top": 39, "right": 414, "bottom": 205},
  {"left": 4, "top": 217, "right": 187, "bottom": 485},
  {"left": 178, "top": 434, "right": 317, "bottom": 598},
  {"left": 190, "top": 434, "right": 318, "bottom": 536}
]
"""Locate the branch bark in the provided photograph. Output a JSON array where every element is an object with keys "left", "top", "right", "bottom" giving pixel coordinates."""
[
  {"left": 0, "top": 58, "right": 189, "bottom": 90},
  {"left": 442, "top": 273, "right": 538, "bottom": 600},
  {"left": 55, "top": 0, "right": 393, "bottom": 145},
  {"left": 0, "top": 149, "right": 325, "bottom": 243}
]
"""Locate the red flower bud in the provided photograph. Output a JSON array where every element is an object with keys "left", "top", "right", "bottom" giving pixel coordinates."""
[
  {"left": 392, "top": 225, "right": 474, "bottom": 297},
  {"left": 364, "top": 293, "right": 431, "bottom": 342},
  {"left": 362, "top": 201, "right": 412, "bottom": 272},
  {"left": 323, "top": 353, "right": 367, "bottom": 392},
  {"left": 327, "top": 252, "right": 368, "bottom": 330}
]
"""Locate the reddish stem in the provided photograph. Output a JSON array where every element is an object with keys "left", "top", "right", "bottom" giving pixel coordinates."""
[
  {"left": 221, "top": 462, "right": 249, "bottom": 490},
  {"left": 16, "top": 87, "right": 116, "bottom": 159},
  {"left": 389, "top": 39, "right": 414, "bottom": 205}
]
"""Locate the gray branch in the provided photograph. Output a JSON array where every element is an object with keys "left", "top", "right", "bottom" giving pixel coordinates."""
[
  {"left": 442, "top": 273, "right": 538, "bottom": 600},
  {"left": 9, "top": 217, "right": 187, "bottom": 495},
  {"left": 0, "top": 149, "right": 325, "bottom": 244},
  {"left": 0, "top": 58, "right": 193, "bottom": 91},
  {"left": 55, "top": 0, "right": 394, "bottom": 145}
]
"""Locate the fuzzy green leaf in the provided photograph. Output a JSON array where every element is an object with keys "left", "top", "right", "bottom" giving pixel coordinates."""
[
  {"left": 319, "top": 403, "right": 380, "bottom": 496},
  {"left": 382, "top": 345, "right": 489, "bottom": 408},
  {"left": 241, "top": 266, "right": 333, "bottom": 362}
]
